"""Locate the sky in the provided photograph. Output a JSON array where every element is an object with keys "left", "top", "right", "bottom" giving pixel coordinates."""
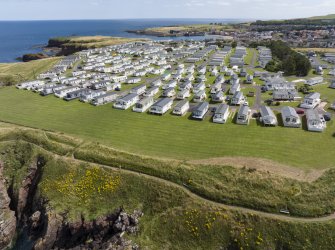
[{"left": 0, "top": 0, "right": 335, "bottom": 20}]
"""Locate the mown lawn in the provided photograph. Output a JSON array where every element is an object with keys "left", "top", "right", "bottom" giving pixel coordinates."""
[{"left": 0, "top": 87, "right": 334, "bottom": 169}]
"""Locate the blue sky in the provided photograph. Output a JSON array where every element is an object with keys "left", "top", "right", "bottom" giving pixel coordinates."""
[{"left": 0, "top": 0, "right": 335, "bottom": 20}]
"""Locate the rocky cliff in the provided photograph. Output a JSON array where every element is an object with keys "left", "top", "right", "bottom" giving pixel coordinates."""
[
  {"left": 0, "top": 148, "right": 142, "bottom": 250},
  {"left": 0, "top": 161, "right": 17, "bottom": 249}
]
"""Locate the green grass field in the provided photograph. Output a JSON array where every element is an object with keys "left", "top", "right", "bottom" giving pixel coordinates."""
[{"left": 0, "top": 87, "right": 334, "bottom": 169}]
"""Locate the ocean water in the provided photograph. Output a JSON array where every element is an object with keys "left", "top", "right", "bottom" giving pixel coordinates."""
[{"left": 0, "top": 19, "right": 247, "bottom": 63}]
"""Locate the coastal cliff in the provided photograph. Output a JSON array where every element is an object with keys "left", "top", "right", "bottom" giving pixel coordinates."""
[{"left": 0, "top": 143, "right": 142, "bottom": 250}]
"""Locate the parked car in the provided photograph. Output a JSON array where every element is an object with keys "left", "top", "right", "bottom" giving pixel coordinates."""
[{"left": 296, "top": 109, "right": 305, "bottom": 115}]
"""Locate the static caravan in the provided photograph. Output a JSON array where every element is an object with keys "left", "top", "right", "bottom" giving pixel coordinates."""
[
  {"left": 179, "top": 81, "right": 193, "bottom": 91},
  {"left": 211, "top": 91, "right": 225, "bottom": 102},
  {"left": 306, "top": 77, "right": 323, "bottom": 86},
  {"left": 193, "top": 90, "right": 207, "bottom": 102},
  {"left": 130, "top": 84, "right": 146, "bottom": 95},
  {"left": 229, "top": 83, "right": 241, "bottom": 95},
  {"left": 113, "top": 93, "right": 139, "bottom": 110},
  {"left": 40, "top": 84, "right": 67, "bottom": 96},
  {"left": 162, "top": 87, "right": 176, "bottom": 98},
  {"left": 193, "top": 82, "right": 206, "bottom": 93},
  {"left": 133, "top": 96, "right": 154, "bottom": 113},
  {"left": 16, "top": 80, "right": 45, "bottom": 90},
  {"left": 215, "top": 75, "right": 225, "bottom": 84},
  {"left": 211, "top": 82, "right": 223, "bottom": 94},
  {"left": 236, "top": 105, "right": 251, "bottom": 125},
  {"left": 192, "top": 102, "right": 209, "bottom": 120},
  {"left": 230, "top": 91, "right": 245, "bottom": 106},
  {"left": 260, "top": 106, "right": 278, "bottom": 126},
  {"left": 55, "top": 86, "right": 80, "bottom": 98},
  {"left": 151, "top": 79, "right": 162, "bottom": 87},
  {"left": 281, "top": 106, "right": 301, "bottom": 128},
  {"left": 246, "top": 74, "right": 254, "bottom": 84},
  {"left": 126, "top": 78, "right": 141, "bottom": 84},
  {"left": 64, "top": 89, "right": 91, "bottom": 101},
  {"left": 173, "top": 100, "right": 190, "bottom": 116},
  {"left": 162, "top": 80, "right": 177, "bottom": 90},
  {"left": 80, "top": 90, "right": 105, "bottom": 103},
  {"left": 330, "top": 101, "right": 335, "bottom": 110},
  {"left": 176, "top": 89, "right": 191, "bottom": 100},
  {"left": 149, "top": 98, "right": 173, "bottom": 115},
  {"left": 144, "top": 86, "right": 159, "bottom": 97},
  {"left": 300, "top": 92, "right": 321, "bottom": 109},
  {"left": 92, "top": 92, "right": 118, "bottom": 106},
  {"left": 213, "top": 104, "right": 230, "bottom": 124},
  {"left": 306, "top": 109, "right": 326, "bottom": 132},
  {"left": 161, "top": 73, "right": 171, "bottom": 81}
]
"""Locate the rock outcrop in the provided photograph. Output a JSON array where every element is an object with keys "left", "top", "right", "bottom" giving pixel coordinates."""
[
  {"left": 0, "top": 161, "right": 17, "bottom": 249},
  {"left": 31, "top": 208, "right": 143, "bottom": 250}
]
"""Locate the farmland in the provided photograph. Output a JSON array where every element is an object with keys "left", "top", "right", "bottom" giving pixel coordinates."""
[{"left": 0, "top": 86, "right": 334, "bottom": 170}]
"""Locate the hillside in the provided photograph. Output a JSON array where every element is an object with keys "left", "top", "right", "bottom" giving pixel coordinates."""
[
  {"left": 2, "top": 125, "right": 335, "bottom": 249},
  {"left": 309, "top": 14, "right": 335, "bottom": 20},
  {"left": 47, "top": 36, "right": 147, "bottom": 55}
]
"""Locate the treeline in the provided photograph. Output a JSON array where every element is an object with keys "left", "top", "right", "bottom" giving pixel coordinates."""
[
  {"left": 250, "top": 40, "right": 311, "bottom": 76},
  {"left": 266, "top": 41, "right": 311, "bottom": 76}
]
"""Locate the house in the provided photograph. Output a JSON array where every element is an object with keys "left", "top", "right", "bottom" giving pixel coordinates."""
[
  {"left": 133, "top": 96, "right": 154, "bottom": 113},
  {"left": 176, "top": 89, "right": 191, "bottom": 100},
  {"left": 162, "top": 87, "right": 176, "bottom": 97},
  {"left": 300, "top": 92, "right": 321, "bottom": 109},
  {"left": 236, "top": 105, "right": 251, "bottom": 125},
  {"left": 130, "top": 84, "right": 146, "bottom": 95},
  {"left": 281, "top": 106, "right": 301, "bottom": 128},
  {"left": 213, "top": 104, "right": 230, "bottom": 124},
  {"left": 149, "top": 98, "right": 173, "bottom": 115},
  {"left": 260, "top": 106, "right": 278, "bottom": 126},
  {"left": 144, "top": 86, "right": 159, "bottom": 97},
  {"left": 211, "top": 91, "right": 225, "bottom": 103},
  {"left": 54, "top": 86, "right": 80, "bottom": 98},
  {"left": 64, "top": 89, "right": 91, "bottom": 101},
  {"left": 272, "top": 90, "right": 299, "bottom": 101},
  {"left": 230, "top": 91, "right": 245, "bottom": 106},
  {"left": 80, "top": 90, "right": 105, "bottom": 103},
  {"left": 92, "top": 92, "right": 118, "bottom": 106},
  {"left": 306, "top": 77, "right": 323, "bottom": 86},
  {"left": 306, "top": 109, "right": 326, "bottom": 132},
  {"left": 193, "top": 90, "right": 207, "bottom": 102},
  {"left": 229, "top": 83, "right": 241, "bottom": 95},
  {"left": 173, "top": 100, "right": 189, "bottom": 116},
  {"left": 193, "top": 83, "right": 206, "bottom": 93},
  {"left": 192, "top": 102, "right": 209, "bottom": 120},
  {"left": 113, "top": 93, "right": 139, "bottom": 110},
  {"left": 246, "top": 74, "right": 254, "bottom": 84}
]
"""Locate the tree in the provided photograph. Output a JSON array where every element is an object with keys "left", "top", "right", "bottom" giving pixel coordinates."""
[{"left": 231, "top": 41, "right": 237, "bottom": 48}]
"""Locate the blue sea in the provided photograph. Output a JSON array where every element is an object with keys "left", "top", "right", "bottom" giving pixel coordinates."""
[{"left": 0, "top": 19, "right": 248, "bottom": 63}]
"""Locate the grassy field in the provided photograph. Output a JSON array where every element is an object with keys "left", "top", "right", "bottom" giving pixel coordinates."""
[
  {"left": 0, "top": 87, "right": 334, "bottom": 169},
  {"left": 52, "top": 36, "right": 146, "bottom": 49},
  {"left": 0, "top": 57, "right": 61, "bottom": 85}
]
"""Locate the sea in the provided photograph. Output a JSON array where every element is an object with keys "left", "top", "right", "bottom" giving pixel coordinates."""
[{"left": 0, "top": 19, "right": 249, "bottom": 63}]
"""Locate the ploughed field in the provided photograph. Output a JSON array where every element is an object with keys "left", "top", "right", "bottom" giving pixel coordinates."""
[{"left": 0, "top": 86, "right": 334, "bottom": 169}]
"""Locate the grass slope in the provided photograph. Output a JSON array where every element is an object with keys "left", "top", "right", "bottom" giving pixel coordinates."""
[
  {"left": 0, "top": 87, "right": 334, "bottom": 169},
  {"left": 0, "top": 57, "right": 61, "bottom": 85},
  {"left": 2, "top": 137, "right": 335, "bottom": 249}
]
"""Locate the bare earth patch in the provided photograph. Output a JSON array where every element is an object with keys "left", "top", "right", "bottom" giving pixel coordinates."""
[{"left": 189, "top": 157, "right": 325, "bottom": 182}]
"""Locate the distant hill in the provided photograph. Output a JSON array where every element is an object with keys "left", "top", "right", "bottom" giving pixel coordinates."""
[{"left": 308, "top": 14, "right": 335, "bottom": 20}]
